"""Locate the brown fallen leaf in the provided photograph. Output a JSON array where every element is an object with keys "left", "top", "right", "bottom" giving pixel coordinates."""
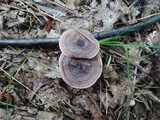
[
  {"left": 0, "top": 91, "right": 6, "bottom": 100},
  {"left": 37, "top": 111, "right": 63, "bottom": 120},
  {"left": 0, "top": 91, "right": 12, "bottom": 104},
  {"left": 0, "top": 108, "right": 7, "bottom": 119},
  {"left": 0, "top": 0, "right": 10, "bottom": 4},
  {"left": 44, "top": 20, "right": 52, "bottom": 32},
  {"left": 85, "top": 92, "right": 104, "bottom": 120}
]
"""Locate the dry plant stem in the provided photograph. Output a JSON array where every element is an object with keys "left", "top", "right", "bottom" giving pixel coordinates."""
[
  {"left": 46, "top": 0, "right": 73, "bottom": 14},
  {"left": 18, "top": 0, "right": 40, "bottom": 22},
  {"left": 21, "top": 0, "right": 63, "bottom": 22},
  {"left": 1, "top": 3, "right": 40, "bottom": 16},
  {"left": 0, "top": 14, "right": 160, "bottom": 47},
  {"left": 73, "top": 28, "right": 95, "bottom": 44},
  {"left": 121, "top": 0, "right": 139, "bottom": 17},
  {"left": 133, "top": 49, "right": 142, "bottom": 87}
]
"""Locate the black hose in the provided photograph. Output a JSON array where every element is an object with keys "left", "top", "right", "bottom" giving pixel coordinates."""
[
  {"left": 93, "top": 14, "right": 160, "bottom": 39},
  {"left": 0, "top": 38, "right": 59, "bottom": 47},
  {"left": 0, "top": 14, "right": 160, "bottom": 47}
]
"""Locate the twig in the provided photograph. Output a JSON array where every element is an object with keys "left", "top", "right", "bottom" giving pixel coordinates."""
[
  {"left": 21, "top": 0, "right": 63, "bottom": 22},
  {"left": 18, "top": 0, "right": 41, "bottom": 22},
  {"left": 46, "top": 0, "right": 73, "bottom": 14},
  {"left": 0, "top": 14, "right": 160, "bottom": 47}
]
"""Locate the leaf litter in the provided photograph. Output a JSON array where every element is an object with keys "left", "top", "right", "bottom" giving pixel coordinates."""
[{"left": 0, "top": 0, "right": 160, "bottom": 120}]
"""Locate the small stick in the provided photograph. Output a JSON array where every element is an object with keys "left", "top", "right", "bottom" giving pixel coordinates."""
[{"left": 73, "top": 28, "right": 95, "bottom": 44}]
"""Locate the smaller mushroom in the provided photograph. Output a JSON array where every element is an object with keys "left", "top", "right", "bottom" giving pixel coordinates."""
[
  {"left": 59, "top": 29, "right": 100, "bottom": 59},
  {"left": 59, "top": 53, "right": 102, "bottom": 89}
]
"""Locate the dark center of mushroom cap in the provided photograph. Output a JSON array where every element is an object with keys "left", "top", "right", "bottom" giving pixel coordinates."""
[
  {"left": 77, "top": 38, "right": 85, "bottom": 46},
  {"left": 68, "top": 59, "right": 91, "bottom": 78}
]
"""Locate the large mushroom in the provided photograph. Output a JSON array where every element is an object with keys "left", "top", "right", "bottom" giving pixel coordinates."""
[
  {"left": 59, "top": 29, "right": 100, "bottom": 59},
  {"left": 59, "top": 53, "right": 102, "bottom": 89}
]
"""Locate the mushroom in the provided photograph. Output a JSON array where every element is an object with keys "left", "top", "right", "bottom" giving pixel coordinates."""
[
  {"left": 59, "top": 53, "right": 102, "bottom": 89},
  {"left": 59, "top": 29, "right": 100, "bottom": 59}
]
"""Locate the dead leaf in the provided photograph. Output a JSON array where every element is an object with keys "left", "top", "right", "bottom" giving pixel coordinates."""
[
  {"left": 36, "top": 4, "right": 66, "bottom": 18},
  {"left": 129, "top": 47, "right": 140, "bottom": 59},
  {"left": 0, "top": 91, "right": 12, "bottom": 104},
  {"left": 34, "top": 82, "right": 69, "bottom": 110},
  {"left": 109, "top": 81, "right": 126, "bottom": 96},
  {"left": 44, "top": 20, "right": 52, "bottom": 32},
  {"left": 103, "top": 66, "right": 119, "bottom": 80},
  {"left": 85, "top": 92, "right": 104, "bottom": 120},
  {"left": 133, "top": 102, "right": 148, "bottom": 119},
  {"left": 46, "top": 29, "right": 60, "bottom": 38},
  {"left": 99, "top": 91, "right": 112, "bottom": 114},
  {"left": 0, "top": 16, "right": 3, "bottom": 29},
  {"left": 109, "top": 81, "right": 127, "bottom": 106},
  {"left": 146, "top": 31, "right": 160, "bottom": 46},
  {"left": 94, "top": 0, "right": 128, "bottom": 31},
  {"left": 0, "top": 91, "right": 6, "bottom": 100},
  {"left": 0, "top": 0, "right": 10, "bottom": 4},
  {"left": 0, "top": 108, "right": 6, "bottom": 119},
  {"left": 65, "top": 0, "right": 76, "bottom": 9},
  {"left": 37, "top": 111, "right": 63, "bottom": 120},
  {"left": 44, "top": 70, "right": 61, "bottom": 79}
]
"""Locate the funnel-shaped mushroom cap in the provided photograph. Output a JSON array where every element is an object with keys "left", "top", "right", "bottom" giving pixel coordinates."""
[
  {"left": 59, "top": 53, "right": 102, "bottom": 89},
  {"left": 59, "top": 29, "right": 100, "bottom": 59}
]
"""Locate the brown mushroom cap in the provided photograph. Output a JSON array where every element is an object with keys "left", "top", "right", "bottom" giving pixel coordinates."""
[
  {"left": 59, "top": 29, "right": 100, "bottom": 59},
  {"left": 59, "top": 53, "right": 102, "bottom": 89}
]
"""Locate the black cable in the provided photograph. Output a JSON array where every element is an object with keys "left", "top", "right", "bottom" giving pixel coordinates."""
[
  {"left": 0, "top": 14, "right": 160, "bottom": 47},
  {"left": 0, "top": 38, "right": 59, "bottom": 47},
  {"left": 93, "top": 14, "right": 160, "bottom": 39}
]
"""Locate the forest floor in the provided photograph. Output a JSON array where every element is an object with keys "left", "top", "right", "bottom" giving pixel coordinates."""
[{"left": 0, "top": 0, "right": 160, "bottom": 120}]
